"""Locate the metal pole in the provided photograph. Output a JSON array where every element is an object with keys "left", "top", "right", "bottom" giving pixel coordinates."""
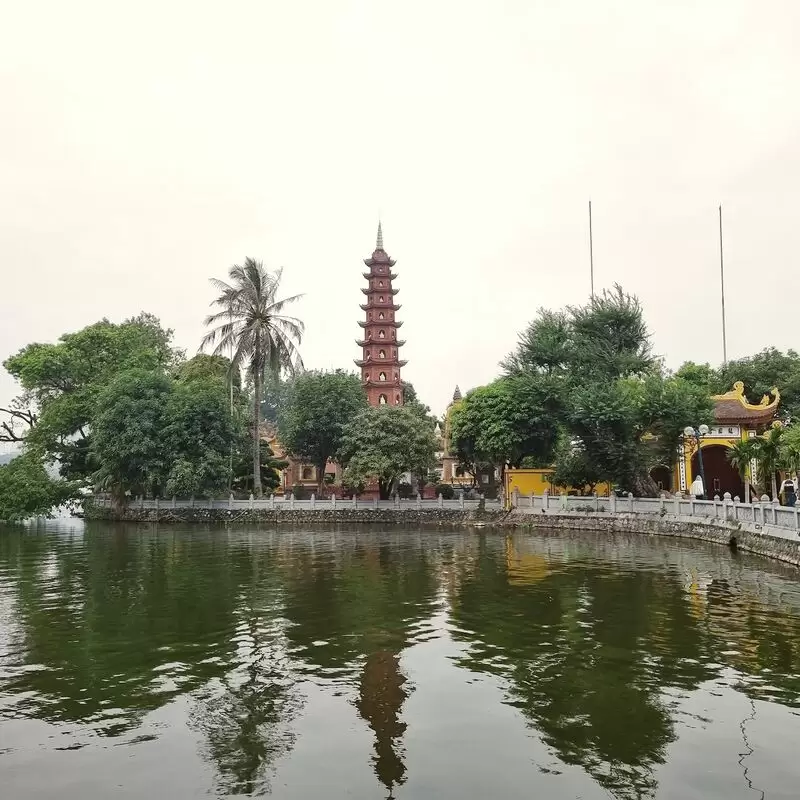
[
  {"left": 696, "top": 433, "right": 708, "bottom": 501},
  {"left": 588, "top": 200, "right": 594, "bottom": 299},
  {"left": 719, "top": 205, "right": 728, "bottom": 367}
]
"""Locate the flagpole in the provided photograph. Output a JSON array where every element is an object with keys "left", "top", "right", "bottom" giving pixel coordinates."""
[
  {"left": 719, "top": 205, "right": 728, "bottom": 367},
  {"left": 588, "top": 200, "right": 595, "bottom": 299}
]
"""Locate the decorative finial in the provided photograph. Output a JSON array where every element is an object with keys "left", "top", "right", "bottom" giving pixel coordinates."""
[
  {"left": 376, "top": 220, "right": 384, "bottom": 251},
  {"left": 452, "top": 385, "right": 462, "bottom": 402}
]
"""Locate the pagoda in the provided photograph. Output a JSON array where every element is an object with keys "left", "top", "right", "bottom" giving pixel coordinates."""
[{"left": 355, "top": 223, "right": 407, "bottom": 406}]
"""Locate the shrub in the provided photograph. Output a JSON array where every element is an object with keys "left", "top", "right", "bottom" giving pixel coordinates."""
[
  {"left": 397, "top": 481, "right": 414, "bottom": 499},
  {"left": 435, "top": 483, "right": 455, "bottom": 499}
]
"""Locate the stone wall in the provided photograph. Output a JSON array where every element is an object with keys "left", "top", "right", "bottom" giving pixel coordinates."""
[
  {"left": 83, "top": 502, "right": 506, "bottom": 527},
  {"left": 504, "top": 511, "right": 800, "bottom": 567}
]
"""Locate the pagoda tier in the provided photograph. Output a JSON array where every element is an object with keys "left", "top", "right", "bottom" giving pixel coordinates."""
[
  {"left": 360, "top": 303, "right": 401, "bottom": 312},
  {"left": 355, "top": 339, "right": 407, "bottom": 348},
  {"left": 363, "top": 271, "right": 398, "bottom": 280},
  {"left": 355, "top": 222, "right": 407, "bottom": 407},
  {"left": 361, "top": 287, "right": 399, "bottom": 296},
  {"left": 355, "top": 359, "right": 409, "bottom": 368}
]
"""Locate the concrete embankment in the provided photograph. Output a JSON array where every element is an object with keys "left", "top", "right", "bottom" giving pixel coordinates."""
[{"left": 504, "top": 509, "right": 800, "bottom": 567}]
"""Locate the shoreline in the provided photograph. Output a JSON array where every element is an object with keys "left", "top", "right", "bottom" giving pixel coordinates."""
[{"left": 82, "top": 504, "right": 800, "bottom": 569}]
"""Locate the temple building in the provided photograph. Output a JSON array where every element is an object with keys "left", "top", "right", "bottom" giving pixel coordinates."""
[
  {"left": 355, "top": 223, "right": 407, "bottom": 407},
  {"left": 671, "top": 381, "right": 781, "bottom": 499}
]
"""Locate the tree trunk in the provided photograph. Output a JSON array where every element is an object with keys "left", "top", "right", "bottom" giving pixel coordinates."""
[
  {"left": 771, "top": 472, "right": 778, "bottom": 502},
  {"left": 252, "top": 368, "right": 262, "bottom": 497},
  {"left": 379, "top": 478, "right": 390, "bottom": 500},
  {"left": 317, "top": 460, "right": 327, "bottom": 499}
]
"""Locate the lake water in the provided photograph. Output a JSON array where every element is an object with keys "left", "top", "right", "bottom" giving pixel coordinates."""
[{"left": 1, "top": 521, "right": 799, "bottom": 799}]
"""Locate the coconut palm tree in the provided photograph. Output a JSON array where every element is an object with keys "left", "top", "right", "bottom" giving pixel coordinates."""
[
  {"left": 758, "top": 424, "right": 784, "bottom": 501},
  {"left": 726, "top": 438, "right": 757, "bottom": 503},
  {"left": 202, "top": 259, "right": 303, "bottom": 495}
]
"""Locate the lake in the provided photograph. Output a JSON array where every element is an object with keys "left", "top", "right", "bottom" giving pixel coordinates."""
[{"left": 1, "top": 520, "right": 799, "bottom": 799}]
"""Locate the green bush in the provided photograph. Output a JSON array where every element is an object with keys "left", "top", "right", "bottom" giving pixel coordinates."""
[
  {"left": 397, "top": 481, "right": 414, "bottom": 499},
  {"left": 435, "top": 483, "right": 455, "bottom": 499}
]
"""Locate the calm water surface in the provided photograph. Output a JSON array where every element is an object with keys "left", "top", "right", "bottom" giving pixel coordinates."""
[{"left": 1, "top": 521, "right": 799, "bottom": 799}]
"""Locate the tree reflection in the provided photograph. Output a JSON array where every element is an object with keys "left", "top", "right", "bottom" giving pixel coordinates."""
[{"left": 279, "top": 533, "right": 438, "bottom": 796}]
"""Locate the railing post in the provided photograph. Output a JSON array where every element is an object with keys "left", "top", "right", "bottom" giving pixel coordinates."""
[
  {"left": 723, "top": 492, "right": 731, "bottom": 522},
  {"left": 289, "top": 492, "right": 295, "bottom": 510},
  {"left": 228, "top": 492, "right": 234, "bottom": 510},
  {"left": 438, "top": 493, "right": 443, "bottom": 508},
  {"left": 154, "top": 496, "right": 160, "bottom": 513},
  {"left": 713, "top": 494, "right": 721, "bottom": 519},
  {"left": 352, "top": 494, "right": 357, "bottom": 508},
  {"left": 209, "top": 496, "right": 213, "bottom": 510},
  {"left": 733, "top": 496, "right": 740, "bottom": 521},
  {"left": 459, "top": 491, "right": 465, "bottom": 510},
  {"left": 759, "top": 494, "right": 769, "bottom": 525},
  {"left": 627, "top": 492, "right": 633, "bottom": 512},
  {"left": 270, "top": 493, "right": 275, "bottom": 510},
  {"left": 172, "top": 495, "right": 177, "bottom": 509},
  {"left": 310, "top": 493, "right": 316, "bottom": 510},
  {"left": 373, "top": 496, "right": 378, "bottom": 510},
  {"left": 673, "top": 494, "right": 680, "bottom": 516},
  {"left": 189, "top": 495, "right": 195, "bottom": 509},
  {"left": 542, "top": 490, "right": 549, "bottom": 511},
  {"left": 610, "top": 492, "right": 616, "bottom": 514},
  {"left": 416, "top": 493, "right": 421, "bottom": 510},
  {"left": 529, "top": 493, "right": 534, "bottom": 508},
  {"left": 394, "top": 493, "right": 400, "bottom": 510},
  {"left": 688, "top": 495, "right": 694, "bottom": 516},
  {"left": 659, "top": 492, "right": 665, "bottom": 514},
  {"left": 772, "top": 497, "right": 780, "bottom": 526},
  {"left": 794, "top": 503, "right": 799, "bottom": 531},
  {"left": 332, "top": 494, "right": 336, "bottom": 509},
  {"left": 139, "top": 495, "right": 145, "bottom": 510},
  {"left": 249, "top": 492, "right": 254, "bottom": 509},
  {"left": 594, "top": 492, "right": 599, "bottom": 512},
  {"left": 512, "top": 488, "right": 519, "bottom": 509}
]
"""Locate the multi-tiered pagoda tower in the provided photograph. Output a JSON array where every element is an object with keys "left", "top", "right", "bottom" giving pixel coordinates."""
[{"left": 355, "top": 223, "right": 407, "bottom": 406}]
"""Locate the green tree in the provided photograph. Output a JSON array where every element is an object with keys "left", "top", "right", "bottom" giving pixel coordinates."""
[
  {"left": 2, "top": 314, "right": 178, "bottom": 481},
  {"left": 278, "top": 370, "right": 367, "bottom": 496},
  {"left": 756, "top": 424, "right": 784, "bottom": 500},
  {"left": 92, "top": 369, "right": 237, "bottom": 499},
  {"left": 449, "top": 377, "right": 559, "bottom": 483},
  {"left": 202, "top": 259, "right": 304, "bottom": 496},
  {"left": 338, "top": 406, "right": 437, "bottom": 499},
  {"left": 0, "top": 451, "right": 77, "bottom": 523}
]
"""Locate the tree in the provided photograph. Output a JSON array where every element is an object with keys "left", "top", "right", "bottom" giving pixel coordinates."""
[
  {"left": 176, "top": 353, "right": 240, "bottom": 390},
  {"left": 0, "top": 451, "right": 77, "bottom": 523},
  {"left": 727, "top": 439, "right": 758, "bottom": 503},
  {"left": 756, "top": 424, "right": 784, "bottom": 500},
  {"left": 202, "top": 259, "right": 304, "bottom": 496},
  {"left": 448, "top": 377, "right": 559, "bottom": 483},
  {"left": 338, "top": 407, "right": 437, "bottom": 499},
  {"left": 278, "top": 370, "right": 367, "bottom": 496},
  {"left": 3, "top": 315, "right": 178, "bottom": 481},
  {"left": 551, "top": 438, "right": 604, "bottom": 495},
  {"left": 91, "top": 368, "right": 237, "bottom": 500}
]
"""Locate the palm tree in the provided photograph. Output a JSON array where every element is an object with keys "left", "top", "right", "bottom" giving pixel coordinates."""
[
  {"left": 202, "top": 259, "right": 303, "bottom": 495},
  {"left": 758, "top": 424, "right": 784, "bottom": 501},
  {"left": 726, "top": 439, "right": 757, "bottom": 503}
]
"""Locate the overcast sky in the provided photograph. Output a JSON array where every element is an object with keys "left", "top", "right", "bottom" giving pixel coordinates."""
[{"left": 2, "top": 0, "right": 799, "bottom": 426}]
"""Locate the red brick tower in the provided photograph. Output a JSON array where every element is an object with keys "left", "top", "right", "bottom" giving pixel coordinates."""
[{"left": 355, "top": 222, "right": 407, "bottom": 406}]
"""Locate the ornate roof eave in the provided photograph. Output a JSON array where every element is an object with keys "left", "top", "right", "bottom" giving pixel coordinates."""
[
  {"left": 358, "top": 320, "right": 403, "bottom": 328},
  {"left": 361, "top": 287, "right": 400, "bottom": 295},
  {"left": 362, "top": 379, "right": 404, "bottom": 387},
  {"left": 355, "top": 339, "right": 405, "bottom": 347},
  {"left": 360, "top": 303, "right": 401, "bottom": 311},
  {"left": 711, "top": 381, "right": 780, "bottom": 424},
  {"left": 355, "top": 358, "right": 408, "bottom": 367},
  {"left": 363, "top": 256, "right": 397, "bottom": 267},
  {"left": 362, "top": 271, "right": 399, "bottom": 280}
]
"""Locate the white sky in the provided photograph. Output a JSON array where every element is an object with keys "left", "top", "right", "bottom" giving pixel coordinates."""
[{"left": 2, "top": 0, "right": 799, "bottom": 424}]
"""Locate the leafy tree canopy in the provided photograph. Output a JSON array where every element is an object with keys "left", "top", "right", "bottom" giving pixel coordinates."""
[
  {"left": 338, "top": 406, "right": 437, "bottom": 499},
  {"left": 0, "top": 451, "right": 77, "bottom": 523},
  {"left": 3, "top": 314, "right": 179, "bottom": 480},
  {"left": 92, "top": 368, "right": 237, "bottom": 499},
  {"left": 278, "top": 370, "right": 367, "bottom": 493}
]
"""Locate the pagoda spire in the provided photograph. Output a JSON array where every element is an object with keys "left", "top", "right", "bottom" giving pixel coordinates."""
[{"left": 376, "top": 220, "right": 384, "bottom": 251}]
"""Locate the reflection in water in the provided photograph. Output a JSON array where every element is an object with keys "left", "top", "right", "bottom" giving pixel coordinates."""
[
  {"left": 1, "top": 524, "right": 800, "bottom": 799},
  {"left": 356, "top": 651, "right": 408, "bottom": 797}
]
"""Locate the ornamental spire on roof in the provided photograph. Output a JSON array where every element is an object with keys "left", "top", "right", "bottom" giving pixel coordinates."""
[{"left": 376, "top": 220, "right": 384, "bottom": 251}]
